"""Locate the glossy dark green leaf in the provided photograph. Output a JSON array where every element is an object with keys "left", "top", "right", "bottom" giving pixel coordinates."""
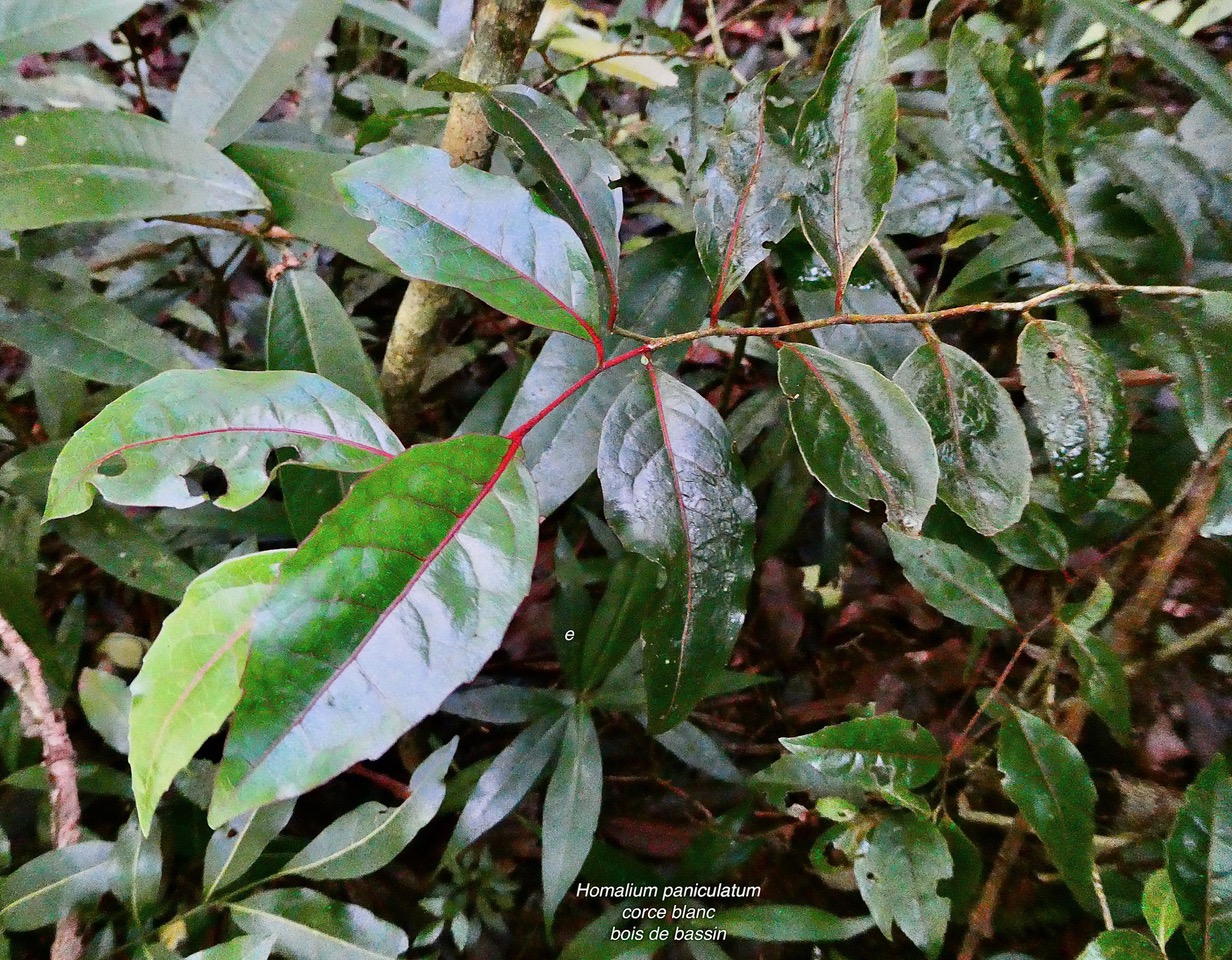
[
  {"left": 225, "top": 142, "right": 397, "bottom": 272},
  {"left": 795, "top": 9, "right": 897, "bottom": 307},
  {"left": 281, "top": 739, "right": 455, "bottom": 880},
  {"left": 991, "top": 503, "right": 1069, "bottom": 570},
  {"left": 0, "top": 0, "right": 144, "bottom": 59},
  {"left": 946, "top": 22, "right": 1069, "bottom": 245},
  {"left": 78, "top": 667, "right": 130, "bottom": 755},
  {"left": 203, "top": 800, "right": 296, "bottom": 900},
  {"left": 598, "top": 365, "right": 756, "bottom": 731},
  {"left": 1066, "top": 0, "right": 1232, "bottom": 125},
  {"left": 694, "top": 74, "right": 797, "bottom": 319},
  {"left": 1124, "top": 293, "right": 1232, "bottom": 456},
  {"left": 1143, "top": 868, "right": 1182, "bottom": 952},
  {"left": 113, "top": 815, "right": 161, "bottom": 922},
  {"left": 713, "top": 905, "right": 875, "bottom": 942},
  {"left": 336, "top": 145, "right": 604, "bottom": 351},
  {"left": 887, "top": 527, "right": 1015, "bottom": 628},
  {"left": 781, "top": 713, "right": 942, "bottom": 800},
  {"left": 997, "top": 704, "right": 1097, "bottom": 910},
  {"left": 53, "top": 505, "right": 198, "bottom": 601},
  {"left": 0, "top": 841, "right": 115, "bottom": 931},
  {"left": 646, "top": 63, "right": 733, "bottom": 181},
  {"left": 1167, "top": 754, "right": 1232, "bottom": 959},
  {"left": 1018, "top": 320, "right": 1129, "bottom": 513},
  {"left": 171, "top": 0, "right": 345, "bottom": 147},
  {"left": 1077, "top": 931, "right": 1167, "bottom": 960},
  {"left": 895, "top": 341, "right": 1030, "bottom": 535},
  {"left": 0, "top": 498, "right": 52, "bottom": 658},
  {"left": 231, "top": 888, "right": 408, "bottom": 960},
  {"left": 45, "top": 370, "right": 401, "bottom": 520},
  {"left": 484, "top": 85, "right": 622, "bottom": 324},
  {"left": 129, "top": 550, "right": 291, "bottom": 833},
  {"left": 855, "top": 812, "right": 952, "bottom": 958},
  {"left": 1057, "top": 581, "right": 1130, "bottom": 742},
  {"left": 209, "top": 435, "right": 538, "bottom": 824},
  {"left": 0, "top": 259, "right": 193, "bottom": 386},
  {"left": 447, "top": 711, "right": 567, "bottom": 856},
  {"left": 543, "top": 706, "right": 602, "bottom": 927},
  {"left": 779, "top": 342, "right": 939, "bottom": 535}
]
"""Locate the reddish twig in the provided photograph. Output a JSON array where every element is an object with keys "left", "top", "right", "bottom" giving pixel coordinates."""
[{"left": 347, "top": 763, "right": 411, "bottom": 800}]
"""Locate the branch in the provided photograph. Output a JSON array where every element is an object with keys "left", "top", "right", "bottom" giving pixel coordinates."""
[{"left": 0, "top": 614, "right": 83, "bottom": 960}]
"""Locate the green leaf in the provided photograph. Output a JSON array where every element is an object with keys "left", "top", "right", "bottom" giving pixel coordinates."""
[
  {"left": 129, "top": 550, "right": 292, "bottom": 833},
  {"left": 0, "top": 841, "right": 115, "bottom": 932},
  {"left": 598, "top": 366, "right": 756, "bottom": 731},
  {"left": 646, "top": 63, "right": 733, "bottom": 182},
  {"left": 939, "top": 817, "right": 983, "bottom": 922},
  {"left": 203, "top": 800, "right": 296, "bottom": 900},
  {"left": 855, "top": 812, "right": 952, "bottom": 958},
  {"left": 267, "top": 270, "right": 383, "bottom": 539},
  {"left": 0, "top": 0, "right": 144, "bottom": 59},
  {"left": 0, "top": 110, "right": 267, "bottom": 231},
  {"left": 171, "top": 0, "right": 345, "bottom": 147},
  {"left": 336, "top": 145, "right": 604, "bottom": 350},
  {"left": 185, "top": 937, "right": 275, "bottom": 960},
  {"left": 45, "top": 370, "right": 401, "bottom": 520},
  {"left": 1167, "top": 754, "right": 1232, "bottom": 959},
  {"left": 780, "top": 713, "right": 942, "bottom": 800},
  {"left": 1124, "top": 293, "right": 1232, "bottom": 456},
  {"left": 484, "top": 85, "right": 622, "bottom": 324},
  {"left": 991, "top": 503, "right": 1069, "bottom": 570},
  {"left": 447, "top": 711, "right": 568, "bottom": 856},
  {"left": 997, "top": 704, "right": 1097, "bottom": 910},
  {"left": 1143, "top": 868, "right": 1183, "bottom": 952},
  {"left": 113, "top": 815, "right": 161, "bottom": 922},
  {"left": 1018, "top": 319, "right": 1129, "bottom": 513},
  {"left": 895, "top": 341, "right": 1030, "bottom": 535},
  {"left": 694, "top": 73, "right": 797, "bottom": 319},
  {"left": 1057, "top": 581, "right": 1130, "bottom": 742},
  {"left": 794, "top": 9, "right": 897, "bottom": 307},
  {"left": 0, "top": 259, "right": 193, "bottom": 386},
  {"left": 209, "top": 435, "right": 538, "bottom": 824},
  {"left": 886, "top": 527, "right": 1015, "bottom": 628},
  {"left": 340, "top": 0, "right": 440, "bottom": 49},
  {"left": 713, "top": 905, "right": 875, "bottom": 942},
  {"left": 281, "top": 739, "right": 455, "bottom": 880},
  {"left": 231, "top": 888, "right": 409, "bottom": 960},
  {"left": 78, "top": 667, "right": 130, "bottom": 755},
  {"left": 1077, "top": 930, "right": 1167, "bottom": 960},
  {"left": 778, "top": 342, "right": 939, "bottom": 535},
  {"left": 543, "top": 706, "right": 602, "bottom": 927},
  {"left": 225, "top": 142, "right": 397, "bottom": 272},
  {"left": 946, "top": 22, "right": 1070, "bottom": 246},
  {"left": 1065, "top": 0, "right": 1232, "bottom": 126}
]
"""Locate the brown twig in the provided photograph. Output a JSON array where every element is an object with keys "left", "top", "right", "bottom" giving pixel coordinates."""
[
  {"left": 957, "top": 816, "right": 1028, "bottom": 960},
  {"left": 999, "top": 368, "right": 1176, "bottom": 392},
  {"left": 0, "top": 614, "right": 83, "bottom": 960}
]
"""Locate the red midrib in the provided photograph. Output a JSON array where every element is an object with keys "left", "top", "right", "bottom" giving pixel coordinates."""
[{"left": 710, "top": 114, "right": 768, "bottom": 325}]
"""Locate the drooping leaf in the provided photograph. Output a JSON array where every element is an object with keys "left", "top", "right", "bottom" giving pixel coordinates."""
[
  {"left": 1018, "top": 319, "right": 1129, "bottom": 513},
  {"left": 997, "top": 704, "right": 1097, "bottom": 910},
  {"left": 335, "top": 145, "right": 604, "bottom": 351},
  {"left": 0, "top": 0, "right": 144, "bottom": 60},
  {"left": 113, "top": 815, "right": 161, "bottom": 922},
  {"left": 281, "top": 739, "right": 455, "bottom": 881},
  {"left": 484, "top": 85, "right": 622, "bottom": 324},
  {"left": 1057, "top": 581, "right": 1130, "bottom": 742},
  {"left": 855, "top": 812, "right": 952, "bottom": 958},
  {"left": 597, "top": 365, "right": 756, "bottom": 731},
  {"left": 794, "top": 9, "right": 897, "bottom": 307},
  {"left": 171, "top": 0, "right": 345, "bottom": 147},
  {"left": 542, "top": 707, "right": 602, "bottom": 928},
  {"left": 946, "top": 22, "right": 1070, "bottom": 246},
  {"left": 0, "top": 259, "right": 194, "bottom": 386},
  {"left": 1124, "top": 293, "right": 1232, "bottom": 456},
  {"left": 203, "top": 800, "right": 296, "bottom": 901},
  {"left": 209, "top": 435, "right": 538, "bottom": 824},
  {"left": 895, "top": 341, "right": 1030, "bottom": 535},
  {"left": 225, "top": 142, "right": 398, "bottom": 272},
  {"left": 0, "top": 110, "right": 268, "bottom": 231},
  {"left": 1077, "top": 931, "right": 1167, "bottom": 960},
  {"left": 713, "top": 906, "right": 875, "bottom": 942},
  {"left": 231, "top": 888, "right": 409, "bottom": 960},
  {"left": 0, "top": 842, "right": 115, "bottom": 932},
  {"left": 887, "top": 527, "right": 1015, "bottom": 629},
  {"left": 45, "top": 370, "right": 401, "bottom": 520},
  {"left": 1066, "top": 0, "right": 1232, "bottom": 125},
  {"left": 78, "top": 667, "right": 131, "bottom": 755},
  {"left": 1143, "top": 868, "right": 1183, "bottom": 953},
  {"left": 129, "top": 550, "right": 292, "bottom": 833},
  {"left": 1167, "top": 754, "right": 1232, "bottom": 959},
  {"left": 446, "top": 711, "right": 568, "bottom": 856},
  {"left": 694, "top": 73, "right": 797, "bottom": 320},
  {"left": 778, "top": 342, "right": 938, "bottom": 535}
]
